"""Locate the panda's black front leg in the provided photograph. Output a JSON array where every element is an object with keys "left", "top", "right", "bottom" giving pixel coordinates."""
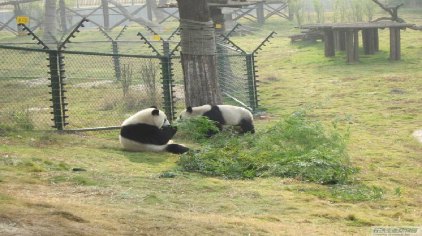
[{"left": 161, "top": 125, "right": 178, "bottom": 140}]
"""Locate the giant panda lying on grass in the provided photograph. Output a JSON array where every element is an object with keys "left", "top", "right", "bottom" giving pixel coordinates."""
[
  {"left": 178, "top": 104, "right": 255, "bottom": 134},
  {"left": 119, "top": 107, "right": 189, "bottom": 154}
]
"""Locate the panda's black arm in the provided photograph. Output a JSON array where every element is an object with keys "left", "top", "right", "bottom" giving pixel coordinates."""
[{"left": 161, "top": 125, "right": 177, "bottom": 140}]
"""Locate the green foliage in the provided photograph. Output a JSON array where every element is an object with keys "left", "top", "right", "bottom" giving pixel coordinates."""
[
  {"left": 0, "top": 193, "right": 14, "bottom": 202},
  {"left": 178, "top": 111, "right": 356, "bottom": 184},
  {"left": 290, "top": 184, "right": 384, "bottom": 202},
  {"left": 72, "top": 175, "right": 97, "bottom": 186},
  {"left": 313, "top": 0, "right": 325, "bottom": 23},
  {"left": 334, "top": 0, "right": 377, "bottom": 22},
  {"left": 175, "top": 116, "right": 220, "bottom": 142},
  {"left": 1, "top": 155, "right": 70, "bottom": 173},
  {"left": 330, "top": 185, "right": 384, "bottom": 202},
  {"left": 50, "top": 174, "right": 97, "bottom": 186},
  {"left": 0, "top": 124, "right": 14, "bottom": 136},
  {"left": 121, "top": 64, "right": 133, "bottom": 98},
  {"left": 289, "top": 0, "right": 305, "bottom": 25},
  {"left": 0, "top": 111, "right": 35, "bottom": 132}
]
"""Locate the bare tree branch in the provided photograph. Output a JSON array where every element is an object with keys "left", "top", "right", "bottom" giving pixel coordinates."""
[{"left": 372, "top": 0, "right": 405, "bottom": 23}]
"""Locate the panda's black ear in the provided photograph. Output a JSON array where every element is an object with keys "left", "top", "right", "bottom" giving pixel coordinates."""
[
  {"left": 151, "top": 109, "right": 160, "bottom": 116},
  {"left": 150, "top": 105, "right": 157, "bottom": 109},
  {"left": 187, "top": 107, "right": 193, "bottom": 113}
]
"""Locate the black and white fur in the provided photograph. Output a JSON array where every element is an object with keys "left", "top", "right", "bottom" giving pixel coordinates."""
[
  {"left": 178, "top": 104, "right": 255, "bottom": 134},
  {"left": 119, "top": 107, "right": 189, "bottom": 154}
]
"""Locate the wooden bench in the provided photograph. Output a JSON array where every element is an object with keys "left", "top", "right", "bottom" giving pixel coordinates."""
[{"left": 289, "top": 29, "right": 323, "bottom": 43}]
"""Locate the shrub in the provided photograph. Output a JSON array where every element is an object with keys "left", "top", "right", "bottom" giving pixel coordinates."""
[
  {"left": 0, "top": 110, "right": 34, "bottom": 133},
  {"left": 175, "top": 116, "right": 220, "bottom": 142},
  {"left": 178, "top": 111, "right": 356, "bottom": 184}
]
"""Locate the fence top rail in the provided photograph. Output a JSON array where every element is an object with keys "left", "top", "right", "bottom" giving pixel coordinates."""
[
  {"left": 0, "top": 44, "right": 165, "bottom": 59},
  {"left": 61, "top": 50, "right": 164, "bottom": 59},
  {"left": 0, "top": 44, "right": 49, "bottom": 53}
]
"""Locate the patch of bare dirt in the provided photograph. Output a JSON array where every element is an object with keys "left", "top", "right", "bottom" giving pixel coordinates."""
[
  {"left": 0, "top": 214, "right": 28, "bottom": 236},
  {"left": 382, "top": 75, "right": 408, "bottom": 82},
  {"left": 72, "top": 80, "right": 114, "bottom": 88},
  {"left": 18, "top": 78, "right": 49, "bottom": 87}
]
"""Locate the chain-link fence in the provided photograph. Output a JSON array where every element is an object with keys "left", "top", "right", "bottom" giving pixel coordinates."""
[
  {"left": 0, "top": 37, "right": 260, "bottom": 131},
  {"left": 0, "top": 46, "right": 52, "bottom": 130},
  {"left": 62, "top": 51, "right": 165, "bottom": 130}
]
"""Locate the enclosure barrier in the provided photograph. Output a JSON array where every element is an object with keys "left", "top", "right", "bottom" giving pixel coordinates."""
[{"left": 0, "top": 23, "right": 272, "bottom": 131}]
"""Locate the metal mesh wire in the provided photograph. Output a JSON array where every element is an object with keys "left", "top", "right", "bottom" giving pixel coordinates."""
[
  {"left": 0, "top": 46, "right": 52, "bottom": 130},
  {"left": 62, "top": 51, "right": 164, "bottom": 129},
  {"left": 216, "top": 44, "right": 251, "bottom": 108},
  {"left": 171, "top": 44, "right": 253, "bottom": 119},
  {"left": 0, "top": 40, "right": 257, "bottom": 130},
  {"left": 170, "top": 56, "right": 186, "bottom": 118}
]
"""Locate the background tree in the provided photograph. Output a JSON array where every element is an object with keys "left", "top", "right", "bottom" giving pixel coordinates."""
[
  {"left": 146, "top": 0, "right": 164, "bottom": 22},
  {"left": 176, "top": 0, "right": 222, "bottom": 107},
  {"left": 43, "top": 0, "right": 57, "bottom": 44}
]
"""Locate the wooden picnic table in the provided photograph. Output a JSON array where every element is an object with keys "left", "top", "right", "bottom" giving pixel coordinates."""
[{"left": 300, "top": 21, "right": 415, "bottom": 63}]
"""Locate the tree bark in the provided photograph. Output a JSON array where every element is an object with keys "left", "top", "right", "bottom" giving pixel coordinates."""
[{"left": 177, "top": 0, "right": 222, "bottom": 107}]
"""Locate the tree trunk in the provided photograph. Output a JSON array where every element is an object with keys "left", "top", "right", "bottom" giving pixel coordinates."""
[
  {"left": 59, "top": 0, "right": 67, "bottom": 32},
  {"left": 101, "top": 0, "right": 109, "bottom": 30},
  {"left": 287, "top": 0, "right": 294, "bottom": 21},
  {"left": 108, "top": 0, "right": 157, "bottom": 27},
  {"left": 43, "top": 0, "right": 57, "bottom": 45},
  {"left": 146, "top": 0, "right": 164, "bottom": 22},
  {"left": 177, "top": 0, "right": 222, "bottom": 107}
]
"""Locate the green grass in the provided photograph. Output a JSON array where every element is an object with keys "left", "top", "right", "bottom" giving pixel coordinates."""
[
  {"left": 290, "top": 184, "right": 385, "bottom": 203},
  {"left": 0, "top": 9, "right": 421, "bottom": 236},
  {"left": 178, "top": 110, "right": 355, "bottom": 184}
]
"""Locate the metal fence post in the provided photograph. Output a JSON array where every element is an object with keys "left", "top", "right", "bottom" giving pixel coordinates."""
[
  {"left": 161, "top": 41, "right": 174, "bottom": 120},
  {"left": 112, "top": 41, "right": 122, "bottom": 80},
  {"left": 245, "top": 53, "right": 258, "bottom": 111},
  {"left": 48, "top": 50, "right": 66, "bottom": 130},
  {"left": 252, "top": 53, "right": 259, "bottom": 109}
]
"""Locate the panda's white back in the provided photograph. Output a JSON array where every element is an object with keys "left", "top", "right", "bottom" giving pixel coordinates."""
[
  {"left": 121, "top": 108, "right": 168, "bottom": 128},
  {"left": 218, "top": 105, "right": 253, "bottom": 125}
]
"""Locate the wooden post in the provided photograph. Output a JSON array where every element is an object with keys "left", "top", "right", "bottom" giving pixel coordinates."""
[
  {"left": 334, "top": 30, "right": 340, "bottom": 51},
  {"left": 59, "top": 0, "right": 67, "bottom": 32},
  {"left": 362, "top": 29, "right": 375, "bottom": 54},
  {"left": 337, "top": 30, "right": 346, "bottom": 51},
  {"left": 14, "top": 4, "right": 25, "bottom": 36},
  {"left": 210, "top": 7, "right": 225, "bottom": 35},
  {"left": 224, "top": 11, "right": 234, "bottom": 33},
  {"left": 362, "top": 29, "right": 369, "bottom": 54},
  {"left": 101, "top": 0, "right": 110, "bottom": 30},
  {"left": 324, "top": 29, "right": 335, "bottom": 57},
  {"left": 334, "top": 30, "right": 346, "bottom": 51},
  {"left": 389, "top": 27, "right": 401, "bottom": 60},
  {"left": 146, "top": 0, "right": 153, "bottom": 21},
  {"left": 373, "top": 29, "right": 379, "bottom": 52},
  {"left": 345, "top": 30, "right": 353, "bottom": 63},
  {"left": 353, "top": 30, "right": 359, "bottom": 61},
  {"left": 345, "top": 30, "right": 359, "bottom": 63},
  {"left": 256, "top": 1, "right": 265, "bottom": 25}
]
